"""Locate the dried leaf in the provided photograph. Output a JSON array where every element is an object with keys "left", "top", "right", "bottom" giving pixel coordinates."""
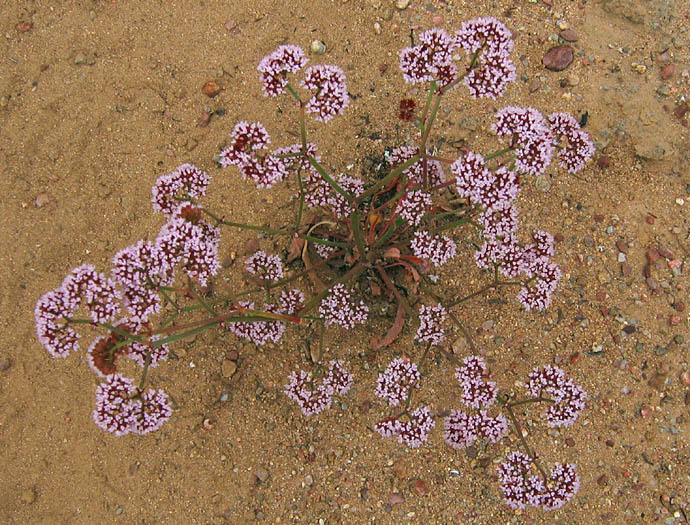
[
  {"left": 287, "top": 234, "right": 305, "bottom": 263},
  {"left": 384, "top": 247, "right": 401, "bottom": 259},
  {"left": 370, "top": 281, "right": 382, "bottom": 296},
  {"left": 372, "top": 300, "right": 406, "bottom": 350}
]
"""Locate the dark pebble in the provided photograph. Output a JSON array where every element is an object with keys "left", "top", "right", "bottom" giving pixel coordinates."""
[
  {"left": 615, "top": 240, "right": 629, "bottom": 253},
  {"left": 0, "top": 358, "right": 10, "bottom": 371},
  {"left": 597, "top": 155, "right": 611, "bottom": 169},
  {"left": 543, "top": 45, "right": 574, "bottom": 72},
  {"left": 660, "top": 63, "right": 675, "bottom": 80}
]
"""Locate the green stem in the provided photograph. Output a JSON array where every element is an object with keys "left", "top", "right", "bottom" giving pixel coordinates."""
[
  {"left": 307, "top": 155, "right": 353, "bottom": 203},
  {"left": 296, "top": 171, "right": 305, "bottom": 229},
  {"left": 418, "top": 81, "right": 437, "bottom": 135},
  {"left": 484, "top": 146, "right": 515, "bottom": 162},
  {"left": 286, "top": 82, "right": 302, "bottom": 104},
  {"left": 357, "top": 154, "right": 420, "bottom": 205}
]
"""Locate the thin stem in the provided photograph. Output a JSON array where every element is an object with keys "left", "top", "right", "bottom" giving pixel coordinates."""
[
  {"left": 357, "top": 154, "right": 421, "bottom": 205},
  {"left": 418, "top": 81, "right": 437, "bottom": 135},
  {"left": 504, "top": 403, "right": 549, "bottom": 481},
  {"left": 286, "top": 82, "right": 302, "bottom": 104},
  {"left": 307, "top": 154, "right": 353, "bottom": 203},
  {"left": 484, "top": 146, "right": 515, "bottom": 162},
  {"left": 295, "top": 171, "right": 305, "bottom": 229},
  {"left": 506, "top": 397, "right": 555, "bottom": 408}
]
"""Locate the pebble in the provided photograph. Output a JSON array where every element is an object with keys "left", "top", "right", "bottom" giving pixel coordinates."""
[
  {"left": 615, "top": 240, "right": 628, "bottom": 253},
  {"left": 203, "top": 81, "right": 221, "bottom": 97},
  {"left": 254, "top": 466, "right": 270, "bottom": 483},
  {"left": 412, "top": 479, "right": 428, "bottom": 496},
  {"left": 20, "top": 488, "right": 36, "bottom": 504},
  {"left": 221, "top": 359, "right": 237, "bottom": 378},
  {"left": 535, "top": 174, "right": 551, "bottom": 191},
  {"left": 33, "top": 193, "right": 50, "bottom": 207},
  {"left": 17, "top": 21, "right": 33, "bottom": 32},
  {"left": 543, "top": 45, "right": 574, "bottom": 71},
  {"left": 310, "top": 40, "right": 326, "bottom": 54},
  {"left": 660, "top": 63, "right": 675, "bottom": 80},
  {"left": 559, "top": 29, "right": 578, "bottom": 42},
  {"left": 528, "top": 78, "right": 541, "bottom": 93},
  {"left": 395, "top": 0, "right": 410, "bottom": 9},
  {"left": 373, "top": 22, "right": 382, "bottom": 34},
  {"left": 389, "top": 492, "right": 405, "bottom": 505},
  {"left": 0, "top": 358, "right": 10, "bottom": 371}
]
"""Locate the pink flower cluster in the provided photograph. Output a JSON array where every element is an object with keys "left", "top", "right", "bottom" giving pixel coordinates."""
[
  {"left": 493, "top": 107, "right": 594, "bottom": 175},
  {"left": 244, "top": 250, "right": 284, "bottom": 281},
  {"left": 526, "top": 365, "right": 587, "bottom": 427},
  {"left": 497, "top": 452, "right": 580, "bottom": 510},
  {"left": 444, "top": 356, "right": 508, "bottom": 449},
  {"left": 456, "top": 18, "right": 516, "bottom": 98},
  {"left": 415, "top": 303, "right": 447, "bottom": 345},
  {"left": 284, "top": 360, "right": 353, "bottom": 416},
  {"left": 151, "top": 163, "right": 210, "bottom": 217},
  {"left": 35, "top": 265, "right": 121, "bottom": 358},
  {"left": 319, "top": 283, "right": 369, "bottom": 329},
  {"left": 258, "top": 45, "right": 349, "bottom": 121},
  {"left": 93, "top": 373, "right": 172, "bottom": 436},
  {"left": 257, "top": 44, "right": 309, "bottom": 96},
  {"left": 375, "top": 358, "right": 420, "bottom": 407},
  {"left": 399, "top": 28, "right": 459, "bottom": 88},
  {"left": 218, "top": 121, "right": 289, "bottom": 189},
  {"left": 410, "top": 230, "right": 457, "bottom": 268},
  {"left": 395, "top": 189, "right": 432, "bottom": 226},
  {"left": 374, "top": 405, "right": 435, "bottom": 448},
  {"left": 227, "top": 301, "right": 284, "bottom": 347}
]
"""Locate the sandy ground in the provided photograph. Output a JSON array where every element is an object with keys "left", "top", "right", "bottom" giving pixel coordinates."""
[{"left": 1, "top": 0, "right": 689, "bottom": 523}]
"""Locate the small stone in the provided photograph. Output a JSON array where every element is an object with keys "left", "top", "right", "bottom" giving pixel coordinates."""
[
  {"left": 395, "top": 0, "right": 410, "bottom": 9},
  {"left": 656, "top": 85, "right": 671, "bottom": 97},
  {"left": 528, "top": 78, "right": 541, "bottom": 93},
  {"left": 535, "top": 174, "right": 551, "bottom": 192},
  {"left": 33, "top": 193, "right": 50, "bottom": 207},
  {"left": 221, "top": 359, "right": 237, "bottom": 378},
  {"left": 0, "top": 358, "right": 10, "bottom": 371},
  {"left": 412, "top": 479, "right": 428, "bottom": 496},
  {"left": 310, "top": 40, "right": 326, "bottom": 54},
  {"left": 669, "top": 315, "right": 681, "bottom": 326},
  {"left": 559, "top": 29, "right": 578, "bottom": 42},
  {"left": 565, "top": 437, "right": 575, "bottom": 447},
  {"left": 645, "top": 215, "right": 655, "bottom": 225},
  {"left": 21, "top": 488, "right": 36, "bottom": 504},
  {"left": 660, "top": 63, "right": 675, "bottom": 80},
  {"left": 597, "top": 155, "right": 610, "bottom": 169},
  {"left": 373, "top": 22, "right": 382, "bottom": 34},
  {"left": 203, "top": 81, "right": 221, "bottom": 97},
  {"left": 17, "top": 21, "right": 33, "bottom": 32},
  {"left": 680, "top": 370, "right": 690, "bottom": 386},
  {"left": 620, "top": 263, "right": 631, "bottom": 277},
  {"left": 74, "top": 52, "right": 87, "bottom": 65},
  {"left": 597, "top": 474, "right": 608, "bottom": 487},
  {"left": 615, "top": 240, "right": 628, "bottom": 253},
  {"left": 543, "top": 45, "right": 574, "bottom": 72},
  {"left": 389, "top": 492, "right": 405, "bottom": 505},
  {"left": 254, "top": 466, "right": 270, "bottom": 483},
  {"left": 565, "top": 74, "right": 580, "bottom": 86}
]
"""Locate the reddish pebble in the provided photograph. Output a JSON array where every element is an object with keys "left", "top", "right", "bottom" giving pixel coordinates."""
[
  {"left": 432, "top": 16, "right": 444, "bottom": 26},
  {"left": 660, "top": 63, "right": 675, "bottom": 80},
  {"left": 389, "top": 492, "right": 405, "bottom": 505},
  {"left": 554, "top": 232, "right": 564, "bottom": 243},
  {"left": 597, "top": 474, "right": 608, "bottom": 487},
  {"left": 620, "top": 263, "right": 631, "bottom": 277},
  {"left": 569, "top": 351, "right": 581, "bottom": 364},
  {"left": 597, "top": 155, "right": 610, "bottom": 169},
  {"left": 672, "top": 301, "right": 685, "bottom": 312},
  {"left": 543, "top": 45, "right": 574, "bottom": 72},
  {"left": 33, "top": 193, "right": 50, "bottom": 207},
  {"left": 203, "top": 80, "right": 221, "bottom": 97},
  {"left": 680, "top": 370, "right": 690, "bottom": 386},
  {"left": 17, "top": 21, "right": 33, "bottom": 32},
  {"left": 605, "top": 439, "right": 614, "bottom": 447},
  {"left": 646, "top": 248, "right": 660, "bottom": 264},
  {"left": 412, "top": 479, "right": 428, "bottom": 496},
  {"left": 565, "top": 437, "right": 575, "bottom": 447},
  {"left": 669, "top": 315, "right": 681, "bottom": 326},
  {"left": 594, "top": 214, "right": 605, "bottom": 223},
  {"left": 615, "top": 240, "right": 628, "bottom": 253},
  {"left": 559, "top": 29, "right": 578, "bottom": 42},
  {"left": 657, "top": 246, "right": 674, "bottom": 260},
  {"left": 645, "top": 215, "right": 655, "bottom": 224}
]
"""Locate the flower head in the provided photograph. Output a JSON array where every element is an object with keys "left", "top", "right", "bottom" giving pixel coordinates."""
[
  {"left": 410, "top": 230, "right": 457, "bottom": 268},
  {"left": 62, "top": 264, "right": 121, "bottom": 323},
  {"left": 415, "top": 303, "right": 447, "bottom": 345},
  {"left": 526, "top": 365, "right": 586, "bottom": 427},
  {"left": 151, "top": 163, "right": 210, "bottom": 217},
  {"left": 258, "top": 45, "right": 308, "bottom": 96},
  {"left": 444, "top": 409, "right": 508, "bottom": 449},
  {"left": 92, "top": 374, "right": 138, "bottom": 436},
  {"left": 319, "top": 283, "right": 369, "bottom": 329},
  {"left": 35, "top": 288, "right": 81, "bottom": 358},
  {"left": 399, "top": 28, "right": 458, "bottom": 87},
  {"left": 549, "top": 112, "right": 595, "bottom": 173},
  {"left": 245, "top": 250, "right": 284, "bottom": 281},
  {"left": 278, "top": 288, "right": 305, "bottom": 315},
  {"left": 493, "top": 107, "right": 555, "bottom": 175},
  {"left": 302, "top": 65, "right": 350, "bottom": 122},
  {"left": 131, "top": 389, "right": 172, "bottom": 435},
  {"left": 374, "top": 405, "right": 435, "bottom": 448},
  {"left": 375, "top": 358, "right": 420, "bottom": 407},
  {"left": 284, "top": 360, "right": 353, "bottom": 417},
  {"left": 395, "top": 189, "right": 432, "bottom": 226}
]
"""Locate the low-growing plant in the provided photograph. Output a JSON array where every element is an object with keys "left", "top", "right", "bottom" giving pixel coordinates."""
[{"left": 35, "top": 18, "right": 594, "bottom": 510}]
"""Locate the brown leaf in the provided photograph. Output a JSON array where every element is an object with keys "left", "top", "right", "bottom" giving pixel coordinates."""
[
  {"left": 287, "top": 234, "right": 305, "bottom": 263},
  {"left": 244, "top": 238, "right": 260, "bottom": 254},
  {"left": 370, "top": 281, "right": 382, "bottom": 296},
  {"left": 372, "top": 301, "right": 406, "bottom": 350}
]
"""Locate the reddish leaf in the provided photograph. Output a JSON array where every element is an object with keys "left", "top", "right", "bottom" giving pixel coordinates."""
[
  {"left": 287, "top": 234, "right": 305, "bottom": 263},
  {"left": 372, "top": 300, "right": 406, "bottom": 350},
  {"left": 384, "top": 247, "right": 401, "bottom": 259}
]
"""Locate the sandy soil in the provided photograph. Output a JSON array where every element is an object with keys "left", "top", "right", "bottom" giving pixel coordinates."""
[{"left": 1, "top": 0, "right": 689, "bottom": 523}]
